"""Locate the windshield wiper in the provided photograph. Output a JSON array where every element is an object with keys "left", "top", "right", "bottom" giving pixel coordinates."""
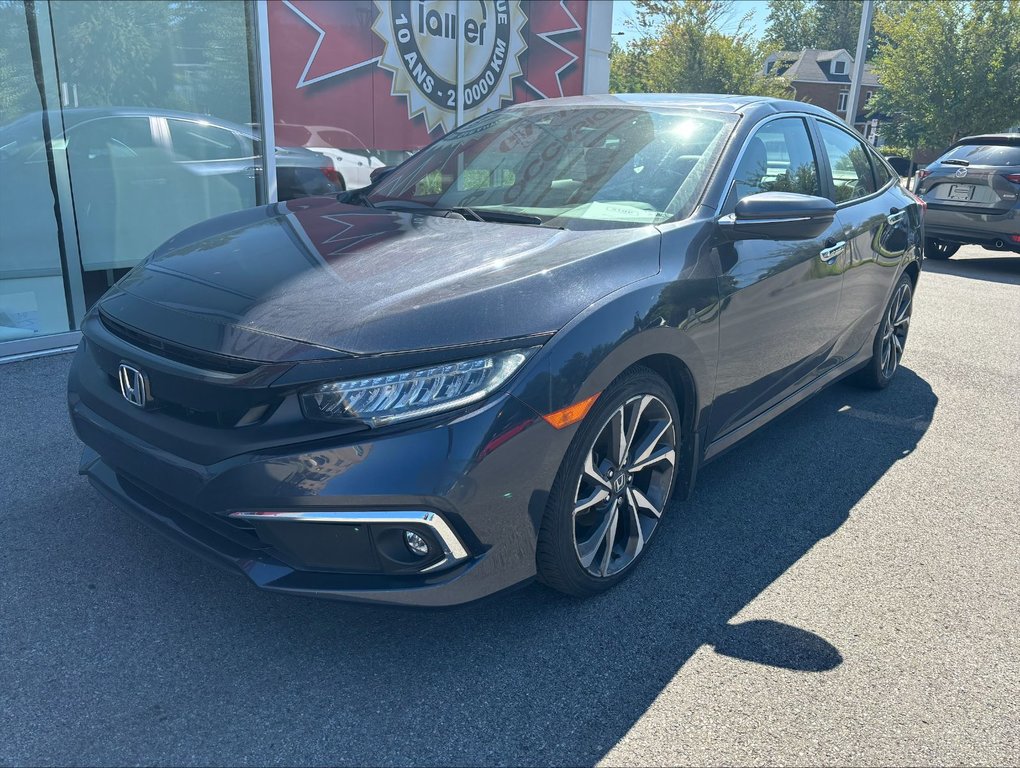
[
  {"left": 941, "top": 159, "right": 970, "bottom": 166},
  {"left": 440, "top": 207, "right": 545, "bottom": 226},
  {"left": 337, "top": 189, "right": 376, "bottom": 207}
]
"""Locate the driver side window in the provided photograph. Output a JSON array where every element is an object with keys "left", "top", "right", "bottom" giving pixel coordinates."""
[{"left": 728, "top": 117, "right": 821, "bottom": 209}]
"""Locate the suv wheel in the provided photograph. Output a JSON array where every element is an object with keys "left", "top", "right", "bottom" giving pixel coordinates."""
[{"left": 925, "top": 238, "right": 960, "bottom": 259}]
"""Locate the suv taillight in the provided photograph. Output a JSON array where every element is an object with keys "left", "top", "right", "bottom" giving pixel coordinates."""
[
  {"left": 320, "top": 166, "right": 343, "bottom": 186},
  {"left": 917, "top": 169, "right": 932, "bottom": 181},
  {"left": 1003, "top": 173, "right": 1020, "bottom": 184}
]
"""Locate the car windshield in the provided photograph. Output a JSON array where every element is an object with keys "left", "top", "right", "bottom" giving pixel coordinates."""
[
  {"left": 941, "top": 142, "right": 1020, "bottom": 167},
  {"left": 366, "top": 105, "right": 735, "bottom": 229}
]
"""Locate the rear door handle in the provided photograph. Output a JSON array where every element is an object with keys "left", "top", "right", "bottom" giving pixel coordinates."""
[
  {"left": 819, "top": 240, "right": 846, "bottom": 261},
  {"left": 887, "top": 210, "right": 906, "bottom": 226}
]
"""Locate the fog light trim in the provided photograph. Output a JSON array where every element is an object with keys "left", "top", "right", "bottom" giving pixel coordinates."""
[{"left": 229, "top": 509, "right": 468, "bottom": 572}]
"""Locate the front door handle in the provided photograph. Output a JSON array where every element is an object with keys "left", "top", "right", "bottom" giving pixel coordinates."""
[
  {"left": 887, "top": 210, "right": 906, "bottom": 226},
  {"left": 819, "top": 240, "right": 846, "bottom": 261}
]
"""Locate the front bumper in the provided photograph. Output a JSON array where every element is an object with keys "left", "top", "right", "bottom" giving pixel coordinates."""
[{"left": 70, "top": 359, "right": 574, "bottom": 607}]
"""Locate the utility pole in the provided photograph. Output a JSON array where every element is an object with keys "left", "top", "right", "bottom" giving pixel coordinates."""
[
  {"left": 455, "top": 0, "right": 465, "bottom": 129},
  {"left": 844, "top": 0, "right": 875, "bottom": 134}
]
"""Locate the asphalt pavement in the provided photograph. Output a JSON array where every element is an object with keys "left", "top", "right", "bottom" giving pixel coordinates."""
[{"left": 1, "top": 246, "right": 1018, "bottom": 766}]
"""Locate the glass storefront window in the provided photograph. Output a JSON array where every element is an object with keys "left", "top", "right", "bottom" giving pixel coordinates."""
[
  {"left": 0, "top": 2, "right": 70, "bottom": 342},
  {"left": 0, "top": 0, "right": 264, "bottom": 352},
  {"left": 47, "top": 0, "right": 261, "bottom": 306}
]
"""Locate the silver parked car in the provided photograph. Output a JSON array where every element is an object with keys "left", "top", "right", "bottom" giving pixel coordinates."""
[{"left": 916, "top": 134, "right": 1020, "bottom": 258}]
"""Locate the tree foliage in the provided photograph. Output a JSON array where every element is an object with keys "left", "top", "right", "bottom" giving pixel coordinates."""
[
  {"left": 610, "top": 0, "right": 791, "bottom": 97},
  {"left": 762, "top": 0, "right": 818, "bottom": 52},
  {"left": 764, "top": 0, "right": 867, "bottom": 55},
  {"left": 0, "top": 0, "right": 253, "bottom": 128},
  {"left": 870, "top": 0, "right": 1020, "bottom": 148}
]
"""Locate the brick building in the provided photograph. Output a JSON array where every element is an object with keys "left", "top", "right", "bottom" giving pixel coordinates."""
[{"left": 764, "top": 49, "right": 882, "bottom": 142}]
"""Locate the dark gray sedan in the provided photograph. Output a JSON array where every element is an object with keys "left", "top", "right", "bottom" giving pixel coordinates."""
[
  {"left": 916, "top": 134, "right": 1020, "bottom": 258},
  {"left": 68, "top": 94, "right": 924, "bottom": 606}
]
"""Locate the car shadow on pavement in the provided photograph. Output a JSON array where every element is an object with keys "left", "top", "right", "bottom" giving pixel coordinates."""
[
  {"left": 923, "top": 254, "right": 1020, "bottom": 285},
  {"left": 3, "top": 358, "right": 936, "bottom": 767}
]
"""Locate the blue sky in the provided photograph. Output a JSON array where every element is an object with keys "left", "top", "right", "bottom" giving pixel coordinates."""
[{"left": 611, "top": 0, "right": 771, "bottom": 44}]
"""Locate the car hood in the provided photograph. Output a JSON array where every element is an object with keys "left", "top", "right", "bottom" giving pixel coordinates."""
[{"left": 99, "top": 198, "right": 661, "bottom": 361}]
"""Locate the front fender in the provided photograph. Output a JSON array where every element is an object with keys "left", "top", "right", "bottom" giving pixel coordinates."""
[{"left": 510, "top": 272, "right": 720, "bottom": 436}]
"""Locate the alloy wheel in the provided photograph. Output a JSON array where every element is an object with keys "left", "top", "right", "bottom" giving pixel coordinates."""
[
  {"left": 880, "top": 281, "right": 912, "bottom": 379},
  {"left": 572, "top": 394, "right": 677, "bottom": 578}
]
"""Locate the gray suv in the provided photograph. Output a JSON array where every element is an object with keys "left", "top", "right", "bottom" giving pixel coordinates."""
[{"left": 916, "top": 134, "right": 1020, "bottom": 258}]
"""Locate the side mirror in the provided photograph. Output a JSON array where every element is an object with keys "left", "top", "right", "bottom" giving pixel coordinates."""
[
  {"left": 369, "top": 165, "right": 394, "bottom": 185},
  {"left": 718, "top": 192, "right": 836, "bottom": 240}
]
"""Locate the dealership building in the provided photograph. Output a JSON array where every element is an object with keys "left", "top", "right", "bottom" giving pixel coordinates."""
[{"left": 0, "top": 0, "right": 611, "bottom": 360}]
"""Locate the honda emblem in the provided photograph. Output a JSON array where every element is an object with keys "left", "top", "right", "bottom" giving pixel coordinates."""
[{"left": 118, "top": 363, "right": 149, "bottom": 408}]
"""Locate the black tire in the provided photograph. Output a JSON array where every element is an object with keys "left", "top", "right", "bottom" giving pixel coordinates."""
[
  {"left": 925, "top": 238, "right": 959, "bottom": 259},
  {"left": 537, "top": 367, "right": 680, "bottom": 597},
  {"left": 853, "top": 273, "right": 914, "bottom": 390}
]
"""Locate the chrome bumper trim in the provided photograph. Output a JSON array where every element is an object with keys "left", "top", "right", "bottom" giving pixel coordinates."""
[{"left": 228, "top": 509, "right": 469, "bottom": 572}]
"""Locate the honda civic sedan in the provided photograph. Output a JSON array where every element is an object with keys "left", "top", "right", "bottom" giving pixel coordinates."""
[{"left": 68, "top": 95, "right": 924, "bottom": 606}]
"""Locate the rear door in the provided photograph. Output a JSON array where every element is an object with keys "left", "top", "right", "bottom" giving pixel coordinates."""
[
  {"left": 709, "top": 115, "right": 846, "bottom": 440},
  {"left": 814, "top": 119, "right": 909, "bottom": 361}
]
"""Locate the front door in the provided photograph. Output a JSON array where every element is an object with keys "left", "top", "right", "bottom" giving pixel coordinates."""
[{"left": 709, "top": 116, "right": 846, "bottom": 440}]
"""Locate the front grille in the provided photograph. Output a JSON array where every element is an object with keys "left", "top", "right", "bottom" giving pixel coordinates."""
[
  {"left": 118, "top": 472, "right": 268, "bottom": 552},
  {"left": 99, "top": 310, "right": 262, "bottom": 374}
]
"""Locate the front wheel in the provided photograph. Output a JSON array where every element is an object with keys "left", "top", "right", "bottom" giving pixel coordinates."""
[
  {"left": 537, "top": 368, "right": 680, "bottom": 597},
  {"left": 854, "top": 273, "right": 914, "bottom": 390},
  {"left": 925, "top": 238, "right": 959, "bottom": 259}
]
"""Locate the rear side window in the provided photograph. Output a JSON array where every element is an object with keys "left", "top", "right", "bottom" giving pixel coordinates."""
[
  {"left": 940, "top": 142, "right": 1020, "bottom": 167},
  {"left": 868, "top": 147, "right": 895, "bottom": 187},
  {"left": 167, "top": 120, "right": 250, "bottom": 161},
  {"left": 817, "top": 122, "right": 877, "bottom": 203}
]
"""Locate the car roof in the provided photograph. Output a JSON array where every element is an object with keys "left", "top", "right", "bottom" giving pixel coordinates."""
[
  {"left": 40, "top": 107, "right": 253, "bottom": 134},
  {"left": 508, "top": 93, "right": 837, "bottom": 120}
]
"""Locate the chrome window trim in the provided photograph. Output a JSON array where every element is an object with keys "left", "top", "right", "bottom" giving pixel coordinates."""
[
  {"left": 713, "top": 112, "right": 821, "bottom": 217},
  {"left": 228, "top": 509, "right": 470, "bottom": 572},
  {"left": 719, "top": 214, "right": 812, "bottom": 226}
]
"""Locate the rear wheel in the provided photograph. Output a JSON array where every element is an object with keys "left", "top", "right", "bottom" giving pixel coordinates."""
[
  {"left": 537, "top": 368, "right": 680, "bottom": 597},
  {"left": 925, "top": 238, "right": 959, "bottom": 259},
  {"left": 854, "top": 273, "right": 914, "bottom": 390}
]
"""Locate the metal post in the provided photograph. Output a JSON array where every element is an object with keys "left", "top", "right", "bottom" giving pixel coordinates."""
[
  {"left": 845, "top": 0, "right": 874, "bottom": 132},
  {"left": 455, "top": 0, "right": 465, "bottom": 128},
  {"left": 255, "top": 0, "right": 278, "bottom": 204}
]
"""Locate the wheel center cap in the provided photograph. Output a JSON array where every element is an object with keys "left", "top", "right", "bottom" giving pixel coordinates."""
[{"left": 613, "top": 473, "right": 627, "bottom": 494}]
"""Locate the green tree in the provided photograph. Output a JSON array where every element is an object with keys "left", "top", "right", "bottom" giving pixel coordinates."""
[
  {"left": 48, "top": 0, "right": 177, "bottom": 110},
  {"left": 764, "top": 0, "right": 886, "bottom": 58},
  {"left": 763, "top": 0, "right": 818, "bottom": 51},
  {"left": 610, "top": 0, "right": 791, "bottom": 97},
  {"left": 813, "top": 0, "right": 863, "bottom": 52},
  {"left": 0, "top": 0, "right": 42, "bottom": 124},
  {"left": 870, "top": 0, "right": 1020, "bottom": 149}
]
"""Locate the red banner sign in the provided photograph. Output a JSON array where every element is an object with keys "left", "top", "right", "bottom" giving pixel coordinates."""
[{"left": 269, "top": 0, "right": 589, "bottom": 155}]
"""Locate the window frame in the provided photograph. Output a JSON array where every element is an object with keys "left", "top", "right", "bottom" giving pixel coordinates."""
[
  {"left": 717, "top": 113, "right": 824, "bottom": 216},
  {"left": 832, "top": 59, "right": 848, "bottom": 76},
  {"left": 837, "top": 90, "right": 849, "bottom": 113},
  {"left": 809, "top": 116, "right": 897, "bottom": 209},
  {"left": 164, "top": 116, "right": 255, "bottom": 163}
]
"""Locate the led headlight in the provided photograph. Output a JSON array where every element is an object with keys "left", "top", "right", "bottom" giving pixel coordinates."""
[{"left": 300, "top": 348, "right": 537, "bottom": 426}]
